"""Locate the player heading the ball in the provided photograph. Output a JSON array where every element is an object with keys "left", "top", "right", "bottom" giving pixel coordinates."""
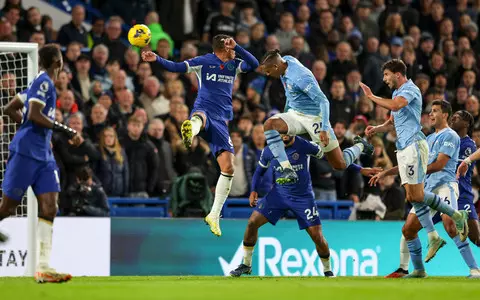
[
  {"left": 142, "top": 35, "right": 259, "bottom": 237},
  {"left": 0, "top": 44, "right": 82, "bottom": 283}
]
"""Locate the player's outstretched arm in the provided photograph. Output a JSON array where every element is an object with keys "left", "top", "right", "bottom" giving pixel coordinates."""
[
  {"left": 457, "top": 148, "right": 480, "bottom": 178},
  {"left": 359, "top": 82, "right": 408, "bottom": 111},
  {"left": 368, "top": 166, "right": 399, "bottom": 186},
  {"left": 141, "top": 51, "right": 188, "bottom": 73},
  {"left": 4, "top": 94, "right": 25, "bottom": 124},
  {"left": 365, "top": 116, "right": 394, "bottom": 137}
]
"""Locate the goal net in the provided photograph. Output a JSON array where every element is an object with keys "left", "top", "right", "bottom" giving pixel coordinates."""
[{"left": 0, "top": 42, "right": 38, "bottom": 276}]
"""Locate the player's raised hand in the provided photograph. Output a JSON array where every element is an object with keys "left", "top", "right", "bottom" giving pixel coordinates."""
[
  {"left": 359, "top": 82, "right": 373, "bottom": 98},
  {"left": 368, "top": 171, "right": 385, "bottom": 187},
  {"left": 365, "top": 125, "right": 377, "bottom": 137},
  {"left": 319, "top": 130, "right": 329, "bottom": 147},
  {"left": 456, "top": 161, "right": 469, "bottom": 179},
  {"left": 360, "top": 167, "right": 383, "bottom": 177},
  {"left": 249, "top": 191, "right": 258, "bottom": 207},
  {"left": 68, "top": 134, "right": 84, "bottom": 147},
  {"left": 141, "top": 50, "right": 157, "bottom": 62},
  {"left": 223, "top": 38, "right": 237, "bottom": 50}
]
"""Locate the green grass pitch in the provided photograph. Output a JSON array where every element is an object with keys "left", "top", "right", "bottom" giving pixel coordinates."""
[{"left": 0, "top": 276, "right": 478, "bottom": 300}]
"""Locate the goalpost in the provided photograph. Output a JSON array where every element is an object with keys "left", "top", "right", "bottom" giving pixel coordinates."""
[{"left": 0, "top": 42, "right": 38, "bottom": 276}]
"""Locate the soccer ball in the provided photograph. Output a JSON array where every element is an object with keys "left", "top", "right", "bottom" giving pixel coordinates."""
[{"left": 128, "top": 24, "right": 151, "bottom": 48}]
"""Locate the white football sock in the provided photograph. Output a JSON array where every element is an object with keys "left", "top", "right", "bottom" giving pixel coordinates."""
[
  {"left": 191, "top": 115, "right": 203, "bottom": 137},
  {"left": 400, "top": 235, "right": 410, "bottom": 271},
  {"left": 210, "top": 172, "right": 233, "bottom": 217},
  {"left": 243, "top": 246, "right": 254, "bottom": 267},
  {"left": 321, "top": 256, "right": 331, "bottom": 272},
  {"left": 37, "top": 218, "right": 53, "bottom": 271}
]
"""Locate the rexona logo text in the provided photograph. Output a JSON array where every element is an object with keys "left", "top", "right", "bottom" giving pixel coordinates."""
[{"left": 219, "top": 237, "right": 379, "bottom": 276}]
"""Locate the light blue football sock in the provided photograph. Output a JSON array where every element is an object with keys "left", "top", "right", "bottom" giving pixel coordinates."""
[
  {"left": 454, "top": 235, "right": 478, "bottom": 270},
  {"left": 265, "top": 130, "right": 290, "bottom": 169},
  {"left": 423, "top": 191, "right": 455, "bottom": 217},
  {"left": 412, "top": 201, "right": 436, "bottom": 233},
  {"left": 342, "top": 144, "right": 362, "bottom": 167},
  {"left": 406, "top": 237, "right": 425, "bottom": 271}
]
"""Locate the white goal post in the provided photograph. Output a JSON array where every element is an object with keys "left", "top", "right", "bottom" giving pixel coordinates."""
[{"left": 0, "top": 42, "right": 39, "bottom": 276}]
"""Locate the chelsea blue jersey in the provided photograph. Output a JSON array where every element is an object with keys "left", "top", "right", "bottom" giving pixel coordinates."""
[
  {"left": 258, "top": 137, "right": 323, "bottom": 198},
  {"left": 9, "top": 71, "right": 56, "bottom": 162},
  {"left": 280, "top": 56, "right": 330, "bottom": 129},
  {"left": 185, "top": 53, "right": 246, "bottom": 121},
  {"left": 458, "top": 136, "right": 476, "bottom": 202},
  {"left": 392, "top": 79, "right": 426, "bottom": 150},
  {"left": 425, "top": 128, "right": 460, "bottom": 191}
]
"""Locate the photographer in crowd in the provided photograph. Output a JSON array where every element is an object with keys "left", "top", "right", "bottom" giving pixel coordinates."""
[{"left": 61, "top": 166, "right": 110, "bottom": 217}]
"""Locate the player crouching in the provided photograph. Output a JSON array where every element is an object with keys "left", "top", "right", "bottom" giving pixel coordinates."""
[{"left": 230, "top": 135, "right": 381, "bottom": 277}]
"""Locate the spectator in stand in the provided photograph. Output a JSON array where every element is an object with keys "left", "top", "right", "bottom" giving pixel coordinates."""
[
  {"left": 123, "top": 48, "right": 140, "bottom": 78},
  {"left": 327, "top": 42, "right": 357, "bottom": 83},
  {"left": 147, "top": 119, "right": 177, "bottom": 197},
  {"left": 0, "top": 18, "right": 15, "bottom": 42},
  {"left": 144, "top": 11, "right": 174, "bottom": 55},
  {"left": 228, "top": 129, "right": 256, "bottom": 198},
  {"left": 86, "top": 103, "right": 108, "bottom": 143},
  {"left": 338, "top": 15, "right": 356, "bottom": 41},
  {"left": 100, "top": 16, "right": 127, "bottom": 65},
  {"left": 134, "top": 61, "right": 152, "bottom": 93},
  {"left": 90, "top": 44, "right": 109, "bottom": 83},
  {"left": 55, "top": 113, "right": 101, "bottom": 188},
  {"left": 110, "top": 69, "right": 135, "bottom": 99},
  {"left": 64, "top": 41, "right": 82, "bottom": 73},
  {"left": 345, "top": 69, "right": 362, "bottom": 103},
  {"left": 433, "top": 73, "right": 453, "bottom": 102},
  {"left": 57, "top": 90, "right": 81, "bottom": 122},
  {"left": 311, "top": 60, "right": 329, "bottom": 93},
  {"left": 355, "top": 1, "right": 379, "bottom": 40},
  {"left": 87, "top": 17, "right": 105, "bottom": 49},
  {"left": 71, "top": 53, "right": 92, "bottom": 105},
  {"left": 296, "top": 4, "right": 311, "bottom": 37},
  {"left": 329, "top": 78, "right": 354, "bottom": 127},
  {"left": 95, "top": 127, "right": 129, "bottom": 197},
  {"left": 0, "top": 73, "right": 16, "bottom": 101},
  {"left": 389, "top": 37, "right": 403, "bottom": 60},
  {"left": 121, "top": 115, "right": 160, "bottom": 198},
  {"left": 156, "top": 38, "right": 172, "bottom": 60},
  {"left": 415, "top": 32, "right": 435, "bottom": 73},
  {"left": 16, "top": 6, "right": 41, "bottom": 42},
  {"left": 379, "top": 174, "right": 405, "bottom": 220},
  {"left": 157, "top": 0, "right": 197, "bottom": 46},
  {"left": 462, "top": 70, "right": 480, "bottom": 97},
  {"left": 203, "top": 0, "right": 238, "bottom": 43},
  {"left": 57, "top": 5, "right": 88, "bottom": 47},
  {"left": 308, "top": 9, "right": 334, "bottom": 56},
  {"left": 0, "top": 0, "right": 26, "bottom": 19},
  {"left": 41, "top": 15, "right": 56, "bottom": 42},
  {"left": 452, "top": 85, "right": 469, "bottom": 112},
  {"left": 237, "top": 115, "right": 254, "bottom": 144},
  {"left": 139, "top": 76, "right": 170, "bottom": 120},
  {"left": 3, "top": 5, "right": 20, "bottom": 37},
  {"left": 258, "top": 0, "right": 283, "bottom": 34},
  {"left": 112, "top": 89, "right": 136, "bottom": 134},
  {"left": 55, "top": 70, "right": 83, "bottom": 110},
  {"left": 466, "top": 95, "right": 480, "bottom": 129},
  {"left": 249, "top": 22, "right": 266, "bottom": 60},
  {"left": 456, "top": 49, "right": 478, "bottom": 87},
  {"left": 275, "top": 12, "right": 298, "bottom": 52},
  {"left": 402, "top": 48, "right": 420, "bottom": 82},
  {"left": 284, "top": 35, "right": 315, "bottom": 69},
  {"left": 239, "top": 1, "right": 261, "bottom": 30},
  {"left": 29, "top": 30, "right": 45, "bottom": 48}
]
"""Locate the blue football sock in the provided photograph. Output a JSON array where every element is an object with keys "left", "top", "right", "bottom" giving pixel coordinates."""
[
  {"left": 406, "top": 237, "right": 425, "bottom": 271},
  {"left": 412, "top": 202, "right": 436, "bottom": 233},
  {"left": 342, "top": 144, "right": 362, "bottom": 167},
  {"left": 265, "top": 130, "right": 290, "bottom": 168},
  {"left": 423, "top": 191, "right": 455, "bottom": 217},
  {"left": 454, "top": 235, "right": 478, "bottom": 270}
]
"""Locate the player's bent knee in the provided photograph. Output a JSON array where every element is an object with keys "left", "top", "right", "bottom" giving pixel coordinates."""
[{"left": 401, "top": 224, "right": 416, "bottom": 240}]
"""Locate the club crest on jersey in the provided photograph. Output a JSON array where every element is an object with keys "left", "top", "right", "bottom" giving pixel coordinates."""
[
  {"left": 292, "top": 153, "right": 299, "bottom": 160},
  {"left": 465, "top": 147, "right": 472, "bottom": 156},
  {"left": 227, "top": 63, "right": 235, "bottom": 71}
]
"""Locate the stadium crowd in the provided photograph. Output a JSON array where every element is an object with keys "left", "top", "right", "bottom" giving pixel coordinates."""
[{"left": 1, "top": 0, "right": 480, "bottom": 219}]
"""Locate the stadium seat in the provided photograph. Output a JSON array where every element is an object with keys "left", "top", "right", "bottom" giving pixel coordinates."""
[
  {"left": 224, "top": 208, "right": 254, "bottom": 219},
  {"left": 108, "top": 198, "right": 170, "bottom": 218},
  {"left": 318, "top": 208, "right": 333, "bottom": 220}
]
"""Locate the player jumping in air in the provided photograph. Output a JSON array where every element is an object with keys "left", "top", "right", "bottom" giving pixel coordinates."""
[
  {"left": 230, "top": 135, "right": 381, "bottom": 277},
  {"left": 142, "top": 35, "right": 259, "bottom": 236},
  {"left": 0, "top": 44, "right": 81, "bottom": 283},
  {"left": 259, "top": 50, "right": 374, "bottom": 185},
  {"left": 360, "top": 60, "right": 469, "bottom": 263},
  {"left": 384, "top": 109, "right": 480, "bottom": 278}
]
